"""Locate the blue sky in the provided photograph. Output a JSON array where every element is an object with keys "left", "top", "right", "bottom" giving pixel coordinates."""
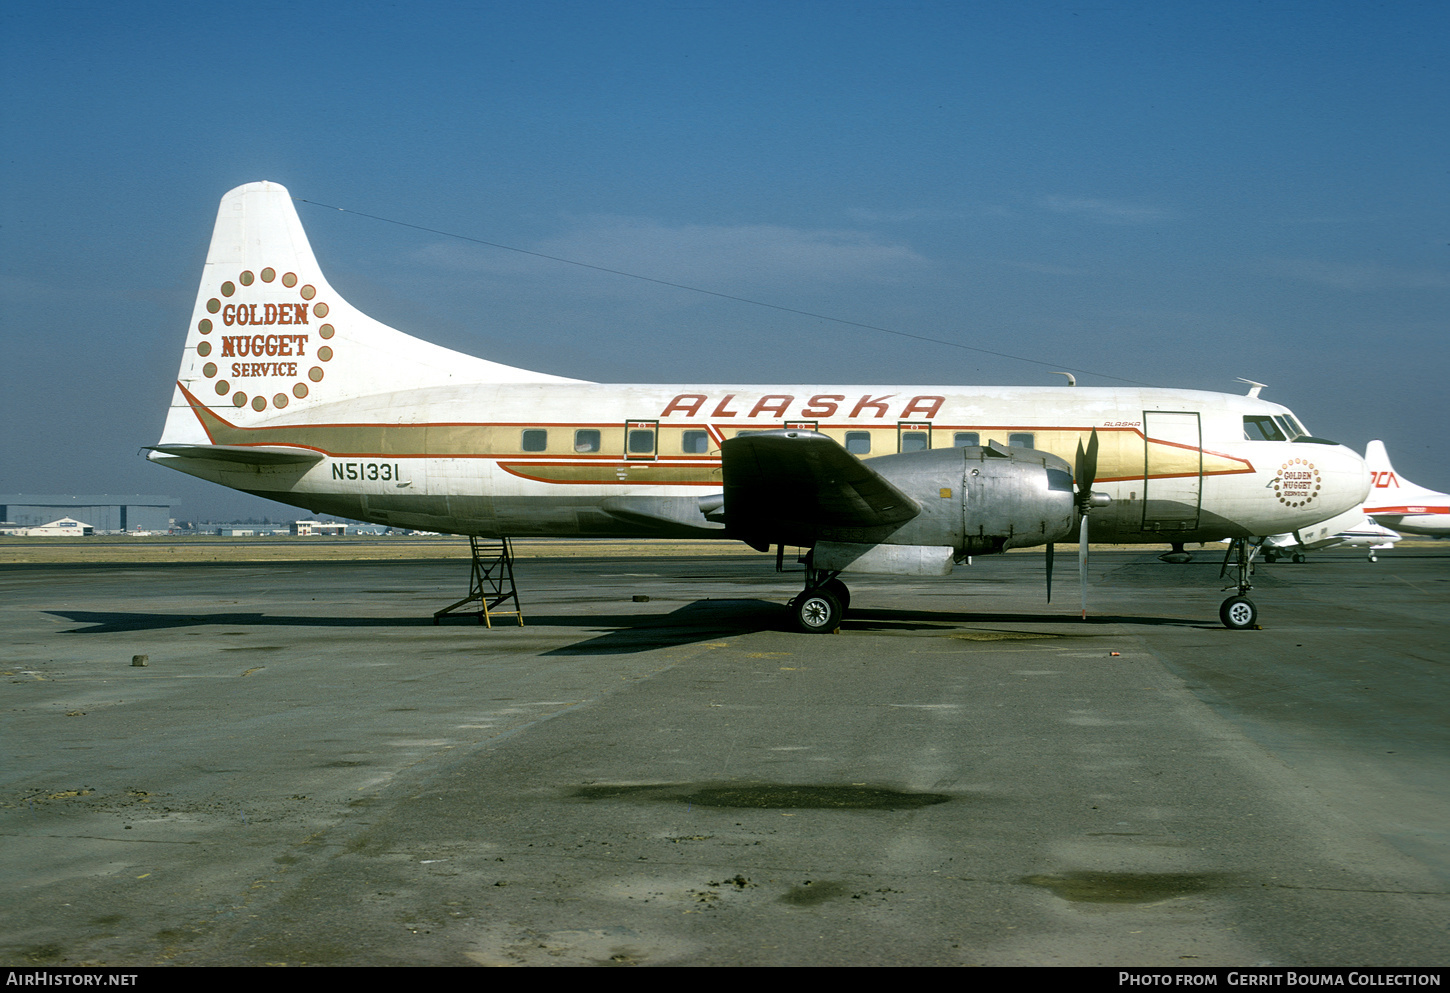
[{"left": 2, "top": 1, "right": 1446, "bottom": 520}]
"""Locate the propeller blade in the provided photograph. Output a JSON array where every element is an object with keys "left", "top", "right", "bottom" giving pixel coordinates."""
[
  {"left": 1079, "top": 511, "right": 1090, "bottom": 619},
  {"left": 1074, "top": 427, "right": 1100, "bottom": 619},
  {"left": 1075, "top": 428, "right": 1099, "bottom": 509},
  {"left": 1046, "top": 540, "right": 1054, "bottom": 602}
]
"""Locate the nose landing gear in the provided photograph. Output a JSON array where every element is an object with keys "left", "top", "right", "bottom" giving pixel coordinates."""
[{"left": 1218, "top": 537, "right": 1260, "bottom": 630}]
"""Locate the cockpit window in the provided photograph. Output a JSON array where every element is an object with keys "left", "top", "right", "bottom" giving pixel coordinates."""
[
  {"left": 1243, "top": 416, "right": 1286, "bottom": 441},
  {"left": 1273, "top": 415, "right": 1304, "bottom": 440}
]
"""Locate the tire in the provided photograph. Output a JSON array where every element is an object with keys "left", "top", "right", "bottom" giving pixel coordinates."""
[
  {"left": 823, "top": 578, "right": 851, "bottom": 612},
  {"left": 1219, "top": 596, "right": 1258, "bottom": 630},
  {"left": 793, "top": 590, "right": 842, "bottom": 634}
]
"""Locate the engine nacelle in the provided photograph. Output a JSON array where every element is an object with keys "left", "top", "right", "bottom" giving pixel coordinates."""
[{"left": 861, "top": 442, "right": 1077, "bottom": 556}]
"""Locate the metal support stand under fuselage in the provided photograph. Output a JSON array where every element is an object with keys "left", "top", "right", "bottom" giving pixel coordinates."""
[{"left": 433, "top": 536, "right": 523, "bottom": 627}]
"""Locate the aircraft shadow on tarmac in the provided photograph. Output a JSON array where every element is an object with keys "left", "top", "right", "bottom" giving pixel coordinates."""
[
  {"left": 44, "top": 609, "right": 442, "bottom": 635},
  {"left": 537, "top": 603, "right": 1203, "bottom": 656},
  {"left": 46, "top": 599, "right": 1202, "bottom": 656}
]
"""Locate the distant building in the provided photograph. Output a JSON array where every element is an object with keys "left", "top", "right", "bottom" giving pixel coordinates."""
[
  {"left": 0, "top": 495, "right": 173, "bottom": 532},
  {"left": 291, "top": 520, "right": 347, "bottom": 536},
  {"left": 11, "top": 517, "right": 96, "bottom": 536}
]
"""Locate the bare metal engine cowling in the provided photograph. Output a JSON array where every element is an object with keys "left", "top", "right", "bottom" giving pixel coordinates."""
[{"left": 839, "top": 443, "right": 1077, "bottom": 561}]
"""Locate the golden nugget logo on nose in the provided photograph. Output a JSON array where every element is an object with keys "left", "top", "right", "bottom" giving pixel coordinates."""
[
  {"left": 195, "top": 268, "right": 338, "bottom": 413},
  {"left": 1273, "top": 457, "right": 1322, "bottom": 508}
]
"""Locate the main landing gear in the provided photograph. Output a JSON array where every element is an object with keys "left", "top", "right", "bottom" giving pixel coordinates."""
[
  {"left": 788, "top": 552, "right": 850, "bottom": 634},
  {"left": 1218, "top": 537, "right": 1260, "bottom": 630}
]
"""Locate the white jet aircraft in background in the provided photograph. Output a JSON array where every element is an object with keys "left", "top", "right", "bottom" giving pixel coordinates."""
[
  {"left": 1259, "top": 505, "right": 1401, "bottom": 563},
  {"left": 1364, "top": 441, "right": 1450, "bottom": 537},
  {"left": 147, "top": 182, "right": 1370, "bottom": 631}
]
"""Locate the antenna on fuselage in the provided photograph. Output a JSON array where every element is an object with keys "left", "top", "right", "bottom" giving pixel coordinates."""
[{"left": 1236, "top": 378, "right": 1267, "bottom": 398}]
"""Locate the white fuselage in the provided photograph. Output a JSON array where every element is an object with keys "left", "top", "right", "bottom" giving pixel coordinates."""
[{"left": 156, "top": 379, "right": 1369, "bottom": 546}]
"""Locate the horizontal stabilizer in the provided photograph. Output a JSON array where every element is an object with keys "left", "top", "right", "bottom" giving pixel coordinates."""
[
  {"left": 147, "top": 444, "right": 325, "bottom": 466},
  {"left": 721, "top": 430, "right": 920, "bottom": 548}
]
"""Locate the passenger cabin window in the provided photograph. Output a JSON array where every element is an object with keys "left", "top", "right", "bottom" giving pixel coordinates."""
[
  {"left": 953, "top": 432, "right": 980, "bottom": 447},
  {"left": 1243, "top": 416, "right": 1286, "bottom": 441},
  {"left": 682, "top": 430, "right": 709, "bottom": 454},
  {"left": 627, "top": 428, "right": 656, "bottom": 455},
  {"left": 1008, "top": 432, "right": 1034, "bottom": 449},
  {"left": 522, "top": 429, "right": 548, "bottom": 452},
  {"left": 574, "top": 429, "right": 600, "bottom": 453},
  {"left": 845, "top": 431, "right": 871, "bottom": 455},
  {"left": 900, "top": 431, "right": 929, "bottom": 453}
]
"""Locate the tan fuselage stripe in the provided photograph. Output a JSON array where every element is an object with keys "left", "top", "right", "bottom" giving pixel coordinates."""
[{"left": 180, "top": 382, "right": 1253, "bottom": 485}]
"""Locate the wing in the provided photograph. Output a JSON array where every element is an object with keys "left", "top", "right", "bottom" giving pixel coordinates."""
[{"left": 720, "top": 429, "right": 920, "bottom": 550}]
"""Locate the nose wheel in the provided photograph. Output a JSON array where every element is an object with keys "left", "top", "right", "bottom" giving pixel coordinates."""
[
  {"left": 1218, "top": 537, "right": 1261, "bottom": 629},
  {"left": 1219, "top": 595, "right": 1258, "bottom": 629}
]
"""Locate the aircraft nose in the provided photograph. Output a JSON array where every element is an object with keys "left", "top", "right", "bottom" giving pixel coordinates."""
[{"left": 1322, "top": 442, "right": 1371, "bottom": 510}]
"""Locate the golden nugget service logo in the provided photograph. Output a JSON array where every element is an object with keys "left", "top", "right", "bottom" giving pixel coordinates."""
[
  {"left": 194, "top": 267, "right": 338, "bottom": 412},
  {"left": 1274, "top": 457, "right": 1321, "bottom": 508}
]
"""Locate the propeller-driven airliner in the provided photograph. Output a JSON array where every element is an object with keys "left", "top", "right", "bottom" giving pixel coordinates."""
[{"left": 148, "top": 183, "right": 1370, "bottom": 631}]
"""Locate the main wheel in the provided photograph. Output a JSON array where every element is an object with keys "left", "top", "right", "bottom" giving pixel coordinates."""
[
  {"left": 1219, "top": 595, "right": 1258, "bottom": 630},
  {"left": 822, "top": 578, "right": 851, "bottom": 612},
  {"left": 793, "top": 589, "right": 842, "bottom": 634}
]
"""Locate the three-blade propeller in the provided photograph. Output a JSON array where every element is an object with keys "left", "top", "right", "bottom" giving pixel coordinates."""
[{"left": 1047, "top": 428, "right": 1106, "bottom": 617}]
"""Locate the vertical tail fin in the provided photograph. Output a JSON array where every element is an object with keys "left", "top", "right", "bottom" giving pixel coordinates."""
[
  {"left": 156, "top": 181, "right": 580, "bottom": 448},
  {"left": 1364, "top": 440, "right": 1394, "bottom": 478},
  {"left": 1365, "top": 440, "right": 1445, "bottom": 502}
]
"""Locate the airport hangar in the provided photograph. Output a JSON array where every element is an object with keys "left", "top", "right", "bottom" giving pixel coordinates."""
[{"left": 0, "top": 494, "right": 174, "bottom": 532}]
